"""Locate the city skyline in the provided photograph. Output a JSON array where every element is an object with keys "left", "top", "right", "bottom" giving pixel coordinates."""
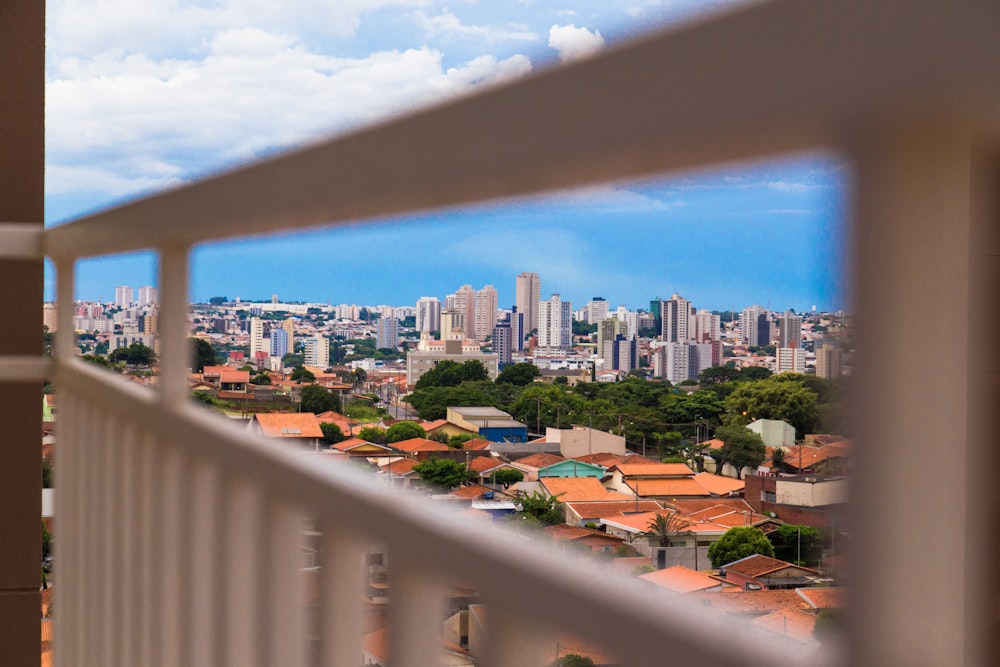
[{"left": 45, "top": 1, "right": 847, "bottom": 313}]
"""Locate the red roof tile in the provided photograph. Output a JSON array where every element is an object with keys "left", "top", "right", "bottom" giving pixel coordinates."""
[{"left": 253, "top": 412, "right": 323, "bottom": 438}]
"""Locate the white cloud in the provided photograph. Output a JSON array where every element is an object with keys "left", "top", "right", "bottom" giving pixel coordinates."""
[
  {"left": 46, "top": 34, "right": 533, "bottom": 200},
  {"left": 413, "top": 8, "right": 539, "bottom": 43},
  {"left": 543, "top": 185, "right": 683, "bottom": 212},
  {"left": 547, "top": 24, "right": 604, "bottom": 63}
]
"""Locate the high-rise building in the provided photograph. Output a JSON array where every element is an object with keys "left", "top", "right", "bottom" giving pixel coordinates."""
[
  {"left": 114, "top": 286, "right": 133, "bottom": 308},
  {"left": 510, "top": 306, "right": 524, "bottom": 352},
  {"left": 537, "top": 293, "right": 572, "bottom": 351},
  {"left": 598, "top": 318, "right": 628, "bottom": 362},
  {"left": 283, "top": 318, "right": 296, "bottom": 352},
  {"left": 249, "top": 317, "right": 265, "bottom": 362},
  {"left": 376, "top": 316, "right": 400, "bottom": 350},
  {"left": 493, "top": 315, "right": 512, "bottom": 367},
  {"left": 474, "top": 285, "right": 498, "bottom": 342},
  {"left": 815, "top": 341, "right": 843, "bottom": 379},
  {"left": 740, "top": 305, "right": 771, "bottom": 347},
  {"left": 303, "top": 335, "right": 330, "bottom": 368},
  {"left": 778, "top": 310, "right": 802, "bottom": 348},
  {"left": 516, "top": 272, "right": 541, "bottom": 334},
  {"left": 415, "top": 297, "right": 441, "bottom": 334},
  {"left": 776, "top": 347, "right": 806, "bottom": 373},
  {"left": 454, "top": 284, "right": 477, "bottom": 340},
  {"left": 653, "top": 342, "right": 699, "bottom": 384},
  {"left": 586, "top": 297, "right": 609, "bottom": 324},
  {"left": 661, "top": 294, "right": 693, "bottom": 343},
  {"left": 139, "top": 312, "right": 158, "bottom": 335},
  {"left": 440, "top": 308, "right": 465, "bottom": 340},
  {"left": 270, "top": 328, "right": 289, "bottom": 359},
  {"left": 611, "top": 334, "right": 637, "bottom": 372},
  {"left": 137, "top": 286, "right": 158, "bottom": 307},
  {"left": 43, "top": 303, "right": 57, "bottom": 332},
  {"left": 694, "top": 309, "right": 721, "bottom": 342}
]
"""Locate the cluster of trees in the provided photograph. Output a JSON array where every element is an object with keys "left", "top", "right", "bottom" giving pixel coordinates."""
[
  {"left": 109, "top": 341, "right": 156, "bottom": 366},
  {"left": 405, "top": 361, "right": 846, "bottom": 462}
]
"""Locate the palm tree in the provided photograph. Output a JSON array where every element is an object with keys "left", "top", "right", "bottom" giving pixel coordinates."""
[{"left": 642, "top": 512, "right": 691, "bottom": 548}]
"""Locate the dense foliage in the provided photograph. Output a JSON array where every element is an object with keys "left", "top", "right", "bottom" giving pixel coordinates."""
[
  {"left": 319, "top": 422, "right": 345, "bottom": 446},
  {"left": 385, "top": 421, "right": 426, "bottom": 443},
  {"left": 299, "top": 384, "right": 340, "bottom": 413},
  {"left": 713, "top": 425, "right": 767, "bottom": 479},
  {"left": 413, "top": 457, "right": 473, "bottom": 490},
  {"left": 708, "top": 526, "right": 775, "bottom": 568}
]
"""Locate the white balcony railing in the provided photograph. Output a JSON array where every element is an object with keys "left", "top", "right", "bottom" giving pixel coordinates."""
[{"left": 2, "top": 0, "right": 998, "bottom": 664}]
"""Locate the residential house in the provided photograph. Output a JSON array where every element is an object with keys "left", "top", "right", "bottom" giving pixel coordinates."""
[
  {"left": 388, "top": 437, "right": 455, "bottom": 461},
  {"left": 747, "top": 419, "right": 795, "bottom": 447},
  {"left": 328, "top": 437, "right": 394, "bottom": 460},
  {"left": 539, "top": 477, "right": 632, "bottom": 503},
  {"left": 544, "top": 425, "right": 626, "bottom": 458},
  {"left": 508, "top": 452, "right": 566, "bottom": 481},
  {"left": 639, "top": 566, "right": 732, "bottom": 594},
  {"left": 247, "top": 412, "right": 323, "bottom": 450},
  {"left": 605, "top": 463, "right": 711, "bottom": 500},
  {"left": 563, "top": 500, "right": 664, "bottom": 528},
  {"left": 537, "top": 459, "right": 606, "bottom": 479},
  {"left": 719, "top": 554, "right": 824, "bottom": 591},
  {"left": 543, "top": 525, "right": 626, "bottom": 555},
  {"left": 446, "top": 407, "right": 528, "bottom": 443}
]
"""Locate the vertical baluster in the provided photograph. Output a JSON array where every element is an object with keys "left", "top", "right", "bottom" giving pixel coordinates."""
[
  {"left": 188, "top": 456, "right": 223, "bottom": 665},
  {"left": 121, "top": 424, "right": 146, "bottom": 667},
  {"left": 224, "top": 475, "right": 263, "bottom": 667},
  {"left": 319, "top": 525, "right": 366, "bottom": 667},
  {"left": 480, "top": 610, "right": 551, "bottom": 667},
  {"left": 82, "top": 405, "right": 102, "bottom": 666},
  {"left": 388, "top": 559, "right": 445, "bottom": 667},
  {"left": 157, "top": 244, "right": 189, "bottom": 407},
  {"left": 262, "top": 497, "right": 306, "bottom": 667},
  {"left": 155, "top": 441, "right": 190, "bottom": 666},
  {"left": 101, "top": 415, "right": 122, "bottom": 664},
  {"left": 138, "top": 432, "right": 160, "bottom": 667}
]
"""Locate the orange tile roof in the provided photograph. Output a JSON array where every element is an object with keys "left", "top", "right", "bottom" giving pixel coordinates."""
[
  {"left": 449, "top": 484, "right": 499, "bottom": 499},
  {"left": 512, "top": 452, "right": 565, "bottom": 469},
  {"left": 389, "top": 437, "right": 452, "bottom": 453},
  {"left": 601, "top": 509, "right": 726, "bottom": 534},
  {"left": 796, "top": 587, "right": 846, "bottom": 609},
  {"left": 668, "top": 499, "right": 757, "bottom": 515},
  {"left": 750, "top": 608, "right": 817, "bottom": 642},
  {"left": 461, "top": 438, "right": 492, "bottom": 450},
  {"left": 703, "top": 438, "right": 725, "bottom": 450},
  {"left": 540, "top": 477, "right": 632, "bottom": 502},
  {"left": 686, "top": 589, "right": 809, "bottom": 614},
  {"left": 544, "top": 525, "right": 625, "bottom": 543},
  {"left": 783, "top": 442, "right": 851, "bottom": 469},
  {"left": 467, "top": 456, "right": 506, "bottom": 474},
  {"left": 379, "top": 458, "right": 419, "bottom": 475},
  {"left": 564, "top": 500, "right": 664, "bottom": 520},
  {"left": 625, "top": 478, "right": 710, "bottom": 497},
  {"left": 332, "top": 438, "right": 390, "bottom": 453},
  {"left": 693, "top": 472, "right": 745, "bottom": 496},
  {"left": 613, "top": 463, "right": 696, "bottom": 477},
  {"left": 253, "top": 412, "right": 323, "bottom": 438},
  {"left": 574, "top": 452, "right": 657, "bottom": 466},
  {"left": 724, "top": 554, "right": 818, "bottom": 578},
  {"left": 420, "top": 418, "right": 449, "bottom": 431},
  {"left": 640, "top": 566, "right": 726, "bottom": 593}
]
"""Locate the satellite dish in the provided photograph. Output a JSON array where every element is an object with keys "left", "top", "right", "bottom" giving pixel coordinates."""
[{"left": 769, "top": 512, "right": 777, "bottom": 518}]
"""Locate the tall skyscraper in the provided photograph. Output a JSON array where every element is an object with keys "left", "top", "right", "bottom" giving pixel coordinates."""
[
  {"left": 653, "top": 342, "right": 698, "bottom": 384},
  {"left": 694, "top": 309, "right": 721, "bottom": 342},
  {"left": 283, "top": 318, "right": 296, "bottom": 352},
  {"left": 778, "top": 310, "right": 802, "bottom": 348},
  {"left": 440, "top": 308, "right": 465, "bottom": 340},
  {"left": 415, "top": 297, "right": 441, "bottom": 334},
  {"left": 598, "top": 318, "right": 628, "bottom": 362},
  {"left": 510, "top": 306, "right": 524, "bottom": 352},
  {"left": 776, "top": 347, "right": 806, "bottom": 373},
  {"left": 586, "top": 297, "right": 609, "bottom": 324},
  {"left": 661, "top": 294, "right": 693, "bottom": 342},
  {"left": 815, "top": 341, "right": 843, "bottom": 379},
  {"left": 270, "top": 328, "right": 289, "bottom": 359},
  {"left": 454, "top": 284, "right": 477, "bottom": 340},
  {"left": 303, "top": 335, "right": 330, "bottom": 368},
  {"left": 611, "top": 334, "right": 637, "bottom": 372},
  {"left": 516, "top": 272, "right": 541, "bottom": 334},
  {"left": 740, "top": 305, "right": 771, "bottom": 347},
  {"left": 537, "top": 293, "right": 572, "bottom": 351},
  {"left": 249, "top": 317, "right": 265, "bottom": 361},
  {"left": 474, "top": 285, "right": 498, "bottom": 342},
  {"left": 137, "top": 286, "right": 158, "bottom": 307},
  {"left": 493, "top": 315, "right": 512, "bottom": 367},
  {"left": 114, "top": 286, "right": 133, "bottom": 308},
  {"left": 376, "top": 316, "right": 400, "bottom": 350}
]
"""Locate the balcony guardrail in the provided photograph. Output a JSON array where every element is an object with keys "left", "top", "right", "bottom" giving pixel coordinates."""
[{"left": 5, "top": 0, "right": 995, "bottom": 664}]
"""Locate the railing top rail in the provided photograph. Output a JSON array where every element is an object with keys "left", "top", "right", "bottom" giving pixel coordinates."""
[
  {"left": 56, "top": 358, "right": 830, "bottom": 667},
  {"left": 43, "top": 0, "right": 1000, "bottom": 262}
]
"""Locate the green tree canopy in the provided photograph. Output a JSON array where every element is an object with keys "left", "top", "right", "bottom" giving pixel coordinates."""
[
  {"left": 109, "top": 341, "right": 156, "bottom": 365},
  {"left": 386, "top": 421, "right": 427, "bottom": 443},
  {"left": 708, "top": 526, "right": 775, "bottom": 568},
  {"left": 449, "top": 433, "right": 477, "bottom": 449},
  {"left": 714, "top": 424, "right": 767, "bottom": 479},
  {"left": 723, "top": 374, "right": 819, "bottom": 437},
  {"left": 81, "top": 354, "right": 111, "bottom": 369},
  {"left": 413, "top": 457, "right": 473, "bottom": 490},
  {"left": 320, "top": 422, "right": 346, "bottom": 446},
  {"left": 190, "top": 338, "right": 218, "bottom": 372},
  {"left": 299, "top": 384, "right": 340, "bottom": 413},
  {"left": 495, "top": 362, "right": 541, "bottom": 386},
  {"left": 415, "top": 360, "right": 489, "bottom": 389},
  {"left": 772, "top": 524, "right": 824, "bottom": 565},
  {"left": 208, "top": 296, "right": 228, "bottom": 305},
  {"left": 282, "top": 352, "right": 305, "bottom": 368},
  {"left": 250, "top": 373, "right": 272, "bottom": 385},
  {"left": 290, "top": 365, "right": 316, "bottom": 383},
  {"left": 515, "top": 490, "right": 564, "bottom": 526},
  {"left": 491, "top": 468, "right": 524, "bottom": 488},
  {"left": 357, "top": 426, "right": 387, "bottom": 444},
  {"left": 642, "top": 512, "right": 692, "bottom": 548}
]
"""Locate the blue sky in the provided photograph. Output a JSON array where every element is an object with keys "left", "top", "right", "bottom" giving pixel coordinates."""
[{"left": 46, "top": 0, "right": 848, "bottom": 313}]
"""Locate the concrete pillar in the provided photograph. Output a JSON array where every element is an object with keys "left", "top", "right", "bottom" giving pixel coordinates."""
[
  {"left": 849, "top": 124, "right": 999, "bottom": 665},
  {"left": 0, "top": 1, "right": 44, "bottom": 665}
]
